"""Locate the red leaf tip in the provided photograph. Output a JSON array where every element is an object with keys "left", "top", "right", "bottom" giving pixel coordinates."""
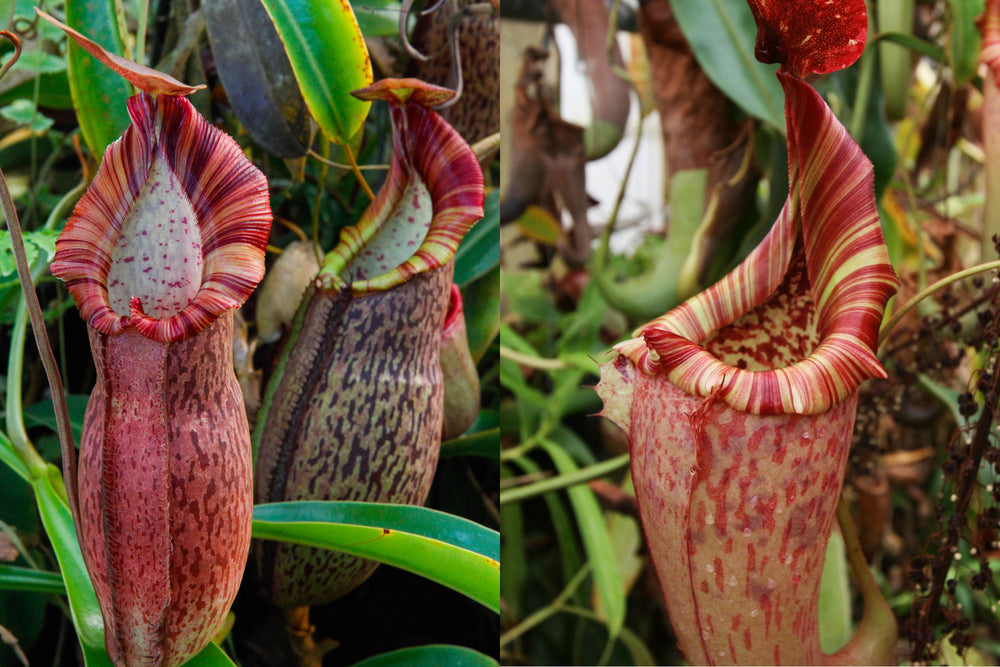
[
  {"left": 747, "top": 0, "right": 867, "bottom": 76},
  {"left": 36, "top": 8, "right": 205, "bottom": 97}
]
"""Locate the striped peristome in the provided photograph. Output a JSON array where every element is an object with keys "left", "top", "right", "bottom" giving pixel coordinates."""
[
  {"left": 51, "top": 93, "right": 271, "bottom": 343},
  {"left": 616, "top": 73, "right": 898, "bottom": 416}
]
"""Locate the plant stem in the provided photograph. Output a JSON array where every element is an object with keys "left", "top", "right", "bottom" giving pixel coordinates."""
[
  {"left": 499, "top": 454, "right": 630, "bottom": 506},
  {"left": 499, "top": 564, "right": 592, "bottom": 647},
  {"left": 499, "top": 344, "right": 569, "bottom": 370},
  {"left": 908, "top": 335, "right": 1000, "bottom": 662},
  {"left": 877, "top": 259, "right": 1000, "bottom": 350},
  {"left": 343, "top": 142, "right": 377, "bottom": 202},
  {"left": 0, "top": 134, "right": 80, "bottom": 530}
]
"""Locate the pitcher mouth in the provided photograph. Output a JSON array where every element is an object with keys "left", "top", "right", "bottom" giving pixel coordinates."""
[
  {"left": 613, "top": 75, "right": 897, "bottom": 417},
  {"left": 317, "top": 79, "right": 485, "bottom": 295},
  {"left": 50, "top": 92, "right": 271, "bottom": 343}
]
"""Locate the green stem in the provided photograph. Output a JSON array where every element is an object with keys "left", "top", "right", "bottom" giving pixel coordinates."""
[
  {"left": 499, "top": 564, "right": 592, "bottom": 647},
  {"left": 499, "top": 344, "right": 569, "bottom": 370},
  {"left": 499, "top": 454, "right": 630, "bottom": 506},
  {"left": 5, "top": 301, "right": 46, "bottom": 478},
  {"left": 877, "top": 259, "right": 1000, "bottom": 350}
]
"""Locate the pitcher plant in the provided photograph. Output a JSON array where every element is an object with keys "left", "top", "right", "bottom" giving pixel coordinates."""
[
  {"left": 40, "top": 11, "right": 270, "bottom": 666},
  {"left": 253, "top": 78, "right": 485, "bottom": 608},
  {"left": 595, "top": 0, "right": 900, "bottom": 664}
]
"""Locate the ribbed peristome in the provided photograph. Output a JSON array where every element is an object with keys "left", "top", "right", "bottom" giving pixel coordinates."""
[
  {"left": 50, "top": 92, "right": 271, "bottom": 341},
  {"left": 613, "top": 72, "right": 898, "bottom": 416},
  {"left": 320, "top": 78, "right": 485, "bottom": 292}
]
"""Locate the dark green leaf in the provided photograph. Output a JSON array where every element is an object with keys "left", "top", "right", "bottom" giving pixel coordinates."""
[
  {"left": 454, "top": 190, "right": 499, "bottom": 287},
  {"left": 351, "top": 644, "right": 499, "bottom": 667},
  {"left": 203, "top": 0, "right": 311, "bottom": 157},
  {"left": 441, "top": 427, "right": 499, "bottom": 458},
  {"left": 461, "top": 265, "right": 499, "bottom": 363},
  {"left": 22, "top": 393, "right": 89, "bottom": 444},
  {"left": 182, "top": 641, "right": 239, "bottom": 666},
  {"left": 670, "top": 0, "right": 784, "bottom": 132},
  {"left": 947, "top": 0, "right": 985, "bottom": 86},
  {"left": 0, "top": 564, "right": 66, "bottom": 595},
  {"left": 252, "top": 501, "right": 499, "bottom": 612}
]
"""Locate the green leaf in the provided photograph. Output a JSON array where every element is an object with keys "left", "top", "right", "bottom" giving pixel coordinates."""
[
  {"left": 0, "top": 564, "right": 66, "bottom": 595},
  {"left": 540, "top": 433, "right": 625, "bottom": 641},
  {"left": 0, "top": 229, "right": 59, "bottom": 277},
  {"left": 182, "top": 641, "right": 239, "bottom": 667},
  {"left": 14, "top": 50, "right": 67, "bottom": 74},
  {"left": 258, "top": 0, "right": 373, "bottom": 144},
  {"left": 0, "top": 99, "right": 54, "bottom": 132},
  {"left": 670, "top": 0, "right": 785, "bottom": 132},
  {"left": 65, "top": 0, "right": 133, "bottom": 157},
  {"left": 252, "top": 501, "right": 500, "bottom": 612},
  {"left": 818, "top": 528, "right": 852, "bottom": 653},
  {"left": 0, "top": 431, "right": 30, "bottom": 482},
  {"left": 947, "top": 0, "right": 985, "bottom": 86},
  {"left": 441, "top": 427, "right": 500, "bottom": 459},
  {"left": 353, "top": 1, "right": 402, "bottom": 37},
  {"left": 22, "top": 394, "right": 91, "bottom": 454},
  {"left": 454, "top": 190, "right": 499, "bottom": 287},
  {"left": 351, "top": 644, "right": 499, "bottom": 667},
  {"left": 203, "top": 0, "right": 311, "bottom": 158},
  {"left": 460, "top": 265, "right": 499, "bottom": 363},
  {"left": 31, "top": 463, "right": 112, "bottom": 666}
]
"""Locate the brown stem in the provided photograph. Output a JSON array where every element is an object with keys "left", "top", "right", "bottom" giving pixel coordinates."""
[
  {"left": 0, "top": 32, "right": 80, "bottom": 530},
  {"left": 908, "top": 335, "right": 1000, "bottom": 662}
]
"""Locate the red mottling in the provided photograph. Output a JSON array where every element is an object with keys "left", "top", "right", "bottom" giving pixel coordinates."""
[
  {"left": 701, "top": 580, "right": 710, "bottom": 594},
  {"left": 714, "top": 557, "right": 725, "bottom": 592},
  {"left": 743, "top": 627, "right": 753, "bottom": 650},
  {"left": 747, "top": 0, "right": 867, "bottom": 77}
]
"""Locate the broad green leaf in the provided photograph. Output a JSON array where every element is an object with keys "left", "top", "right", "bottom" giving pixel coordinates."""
[
  {"left": 258, "top": 0, "right": 373, "bottom": 144},
  {"left": 14, "top": 50, "right": 67, "bottom": 74},
  {"left": 0, "top": 564, "right": 66, "bottom": 595},
  {"left": 947, "top": 0, "right": 985, "bottom": 86},
  {"left": 203, "top": 0, "right": 311, "bottom": 157},
  {"left": 65, "top": 0, "right": 132, "bottom": 157},
  {"left": 252, "top": 501, "right": 499, "bottom": 613},
  {"left": 670, "top": 0, "right": 784, "bottom": 132},
  {"left": 0, "top": 228, "right": 59, "bottom": 278},
  {"left": 540, "top": 434, "right": 625, "bottom": 641},
  {"left": 454, "top": 190, "right": 499, "bottom": 288},
  {"left": 351, "top": 644, "right": 499, "bottom": 667}
]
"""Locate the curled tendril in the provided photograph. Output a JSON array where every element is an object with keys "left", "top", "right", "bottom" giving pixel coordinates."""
[{"left": 0, "top": 30, "right": 22, "bottom": 83}]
